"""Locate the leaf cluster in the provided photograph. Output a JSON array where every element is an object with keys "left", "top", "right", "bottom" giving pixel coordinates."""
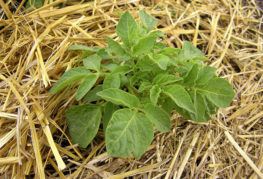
[{"left": 50, "top": 11, "right": 235, "bottom": 158}]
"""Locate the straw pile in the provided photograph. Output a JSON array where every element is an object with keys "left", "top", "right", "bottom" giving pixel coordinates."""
[{"left": 0, "top": 0, "right": 263, "bottom": 178}]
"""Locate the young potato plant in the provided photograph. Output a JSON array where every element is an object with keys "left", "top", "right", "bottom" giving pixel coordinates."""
[{"left": 50, "top": 11, "right": 235, "bottom": 158}]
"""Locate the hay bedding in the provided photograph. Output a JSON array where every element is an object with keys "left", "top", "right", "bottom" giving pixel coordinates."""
[{"left": 0, "top": 0, "right": 263, "bottom": 178}]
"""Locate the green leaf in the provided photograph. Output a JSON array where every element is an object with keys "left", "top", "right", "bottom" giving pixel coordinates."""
[
  {"left": 118, "top": 56, "right": 131, "bottom": 61},
  {"left": 97, "top": 88, "right": 140, "bottom": 108},
  {"left": 107, "top": 37, "right": 127, "bottom": 56},
  {"left": 160, "top": 47, "right": 181, "bottom": 56},
  {"left": 120, "top": 76, "right": 129, "bottom": 87},
  {"left": 66, "top": 105, "right": 101, "bottom": 148},
  {"left": 81, "top": 50, "right": 93, "bottom": 59},
  {"left": 101, "top": 62, "right": 119, "bottom": 72},
  {"left": 160, "top": 97, "right": 175, "bottom": 114},
  {"left": 144, "top": 103, "right": 170, "bottom": 132},
  {"left": 136, "top": 56, "right": 156, "bottom": 72},
  {"left": 112, "top": 65, "right": 132, "bottom": 75},
  {"left": 139, "top": 10, "right": 158, "bottom": 32},
  {"left": 130, "top": 71, "right": 152, "bottom": 84},
  {"left": 69, "top": 45, "right": 99, "bottom": 52},
  {"left": 49, "top": 67, "right": 91, "bottom": 94},
  {"left": 151, "top": 54, "right": 170, "bottom": 70},
  {"left": 103, "top": 73, "right": 121, "bottom": 89},
  {"left": 150, "top": 85, "right": 161, "bottom": 106},
  {"left": 183, "top": 64, "right": 200, "bottom": 86},
  {"left": 178, "top": 41, "right": 208, "bottom": 61},
  {"left": 97, "top": 48, "right": 113, "bottom": 59},
  {"left": 149, "top": 30, "right": 164, "bottom": 38},
  {"left": 76, "top": 73, "right": 99, "bottom": 101},
  {"left": 196, "top": 66, "right": 216, "bottom": 85},
  {"left": 203, "top": 96, "right": 219, "bottom": 114},
  {"left": 163, "top": 85, "right": 195, "bottom": 113},
  {"left": 129, "top": 75, "right": 140, "bottom": 86},
  {"left": 138, "top": 81, "right": 152, "bottom": 93},
  {"left": 154, "top": 42, "right": 166, "bottom": 50},
  {"left": 137, "top": 22, "right": 147, "bottom": 38},
  {"left": 117, "top": 11, "right": 138, "bottom": 48},
  {"left": 106, "top": 109, "right": 154, "bottom": 158},
  {"left": 173, "top": 103, "right": 194, "bottom": 120},
  {"left": 177, "top": 64, "right": 192, "bottom": 76},
  {"left": 193, "top": 91, "right": 207, "bottom": 122},
  {"left": 133, "top": 36, "right": 156, "bottom": 56},
  {"left": 103, "top": 102, "right": 119, "bottom": 132},
  {"left": 153, "top": 74, "right": 182, "bottom": 86},
  {"left": 83, "top": 54, "right": 101, "bottom": 71},
  {"left": 83, "top": 85, "right": 103, "bottom": 102},
  {"left": 198, "top": 77, "right": 235, "bottom": 108}
]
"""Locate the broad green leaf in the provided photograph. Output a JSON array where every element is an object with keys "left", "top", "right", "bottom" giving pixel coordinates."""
[
  {"left": 163, "top": 85, "right": 195, "bottom": 113},
  {"left": 151, "top": 54, "right": 170, "bottom": 70},
  {"left": 154, "top": 42, "right": 166, "bottom": 50},
  {"left": 83, "top": 54, "right": 101, "bottom": 71},
  {"left": 193, "top": 91, "right": 207, "bottom": 122},
  {"left": 178, "top": 41, "right": 208, "bottom": 61},
  {"left": 150, "top": 85, "right": 161, "bottom": 106},
  {"left": 76, "top": 73, "right": 99, "bottom": 101},
  {"left": 144, "top": 103, "right": 170, "bottom": 132},
  {"left": 118, "top": 56, "right": 131, "bottom": 61},
  {"left": 153, "top": 74, "right": 182, "bottom": 86},
  {"left": 136, "top": 56, "right": 156, "bottom": 72},
  {"left": 139, "top": 10, "right": 158, "bottom": 32},
  {"left": 69, "top": 45, "right": 99, "bottom": 52},
  {"left": 101, "top": 62, "right": 119, "bottom": 71},
  {"left": 97, "top": 48, "right": 113, "bottom": 59},
  {"left": 138, "top": 81, "right": 152, "bottom": 93},
  {"left": 198, "top": 77, "right": 235, "bottom": 108},
  {"left": 133, "top": 36, "right": 156, "bottom": 56},
  {"left": 160, "top": 97, "right": 175, "bottom": 114},
  {"left": 173, "top": 103, "right": 194, "bottom": 120},
  {"left": 97, "top": 88, "right": 140, "bottom": 108},
  {"left": 49, "top": 67, "right": 91, "bottom": 94},
  {"left": 137, "top": 22, "right": 147, "bottom": 38},
  {"left": 106, "top": 109, "right": 154, "bottom": 158},
  {"left": 120, "top": 75, "right": 129, "bottom": 87},
  {"left": 130, "top": 75, "right": 140, "bottom": 86},
  {"left": 66, "top": 105, "right": 101, "bottom": 148},
  {"left": 177, "top": 64, "right": 193, "bottom": 76},
  {"left": 183, "top": 64, "right": 200, "bottom": 86},
  {"left": 130, "top": 71, "right": 153, "bottom": 84},
  {"left": 166, "top": 56, "right": 178, "bottom": 67},
  {"left": 140, "top": 96, "right": 151, "bottom": 105},
  {"left": 204, "top": 96, "right": 219, "bottom": 114},
  {"left": 196, "top": 66, "right": 216, "bottom": 85},
  {"left": 103, "top": 73, "right": 121, "bottom": 89},
  {"left": 112, "top": 65, "right": 132, "bottom": 75},
  {"left": 160, "top": 47, "right": 181, "bottom": 56},
  {"left": 149, "top": 30, "right": 164, "bottom": 38},
  {"left": 103, "top": 102, "right": 119, "bottom": 132},
  {"left": 117, "top": 11, "right": 138, "bottom": 48},
  {"left": 174, "top": 90, "right": 209, "bottom": 122},
  {"left": 83, "top": 85, "right": 103, "bottom": 102},
  {"left": 203, "top": 111, "right": 212, "bottom": 122},
  {"left": 81, "top": 50, "right": 93, "bottom": 59},
  {"left": 107, "top": 37, "right": 127, "bottom": 56}
]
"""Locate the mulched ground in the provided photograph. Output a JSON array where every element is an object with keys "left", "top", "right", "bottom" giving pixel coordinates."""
[{"left": 0, "top": 0, "right": 263, "bottom": 178}]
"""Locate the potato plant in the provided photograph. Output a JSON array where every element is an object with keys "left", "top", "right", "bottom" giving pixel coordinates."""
[{"left": 50, "top": 11, "right": 235, "bottom": 158}]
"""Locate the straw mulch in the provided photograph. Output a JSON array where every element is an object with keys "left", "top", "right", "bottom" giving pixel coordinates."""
[{"left": 0, "top": 0, "right": 263, "bottom": 178}]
